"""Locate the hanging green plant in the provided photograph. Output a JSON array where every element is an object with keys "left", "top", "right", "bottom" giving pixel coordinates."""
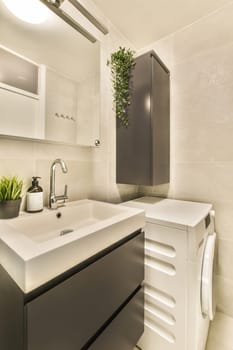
[{"left": 107, "top": 46, "right": 135, "bottom": 127}]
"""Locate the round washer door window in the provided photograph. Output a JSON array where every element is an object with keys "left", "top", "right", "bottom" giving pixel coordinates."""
[{"left": 201, "top": 232, "right": 217, "bottom": 320}]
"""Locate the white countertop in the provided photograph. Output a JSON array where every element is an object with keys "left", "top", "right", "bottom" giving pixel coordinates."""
[{"left": 123, "top": 196, "right": 212, "bottom": 229}]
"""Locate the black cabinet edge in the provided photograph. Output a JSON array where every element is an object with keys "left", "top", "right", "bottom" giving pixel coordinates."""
[{"left": 24, "top": 229, "right": 144, "bottom": 303}]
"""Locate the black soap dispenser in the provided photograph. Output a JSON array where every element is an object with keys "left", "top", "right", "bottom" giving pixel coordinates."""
[{"left": 26, "top": 177, "right": 43, "bottom": 213}]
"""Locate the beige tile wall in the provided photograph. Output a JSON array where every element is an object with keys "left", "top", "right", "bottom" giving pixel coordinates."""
[
  {"left": 139, "top": 2, "right": 233, "bottom": 320},
  {"left": 206, "top": 312, "right": 233, "bottom": 349},
  {"left": 0, "top": 138, "right": 93, "bottom": 209}
]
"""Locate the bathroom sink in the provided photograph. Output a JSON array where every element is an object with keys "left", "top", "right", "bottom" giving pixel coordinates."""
[
  {"left": 7, "top": 200, "right": 127, "bottom": 243},
  {"left": 0, "top": 199, "right": 144, "bottom": 293}
]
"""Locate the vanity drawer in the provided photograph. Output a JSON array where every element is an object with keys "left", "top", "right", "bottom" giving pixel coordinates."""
[
  {"left": 88, "top": 287, "right": 144, "bottom": 350},
  {"left": 25, "top": 231, "right": 144, "bottom": 350}
]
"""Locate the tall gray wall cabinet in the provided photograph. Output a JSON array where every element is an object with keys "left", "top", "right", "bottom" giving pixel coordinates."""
[{"left": 117, "top": 50, "right": 170, "bottom": 186}]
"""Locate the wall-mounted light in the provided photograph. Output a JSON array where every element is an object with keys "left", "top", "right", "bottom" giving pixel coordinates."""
[
  {"left": 46, "top": 0, "right": 108, "bottom": 34},
  {"left": 2, "top": 0, "right": 109, "bottom": 43},
  {"left": 40, "top": 0, "right": 108, "bottom": 43},
  {"left": 2, "top": 0, "right": 50, "bottom": 24}
]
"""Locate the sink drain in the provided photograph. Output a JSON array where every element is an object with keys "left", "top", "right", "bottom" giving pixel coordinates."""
[{"left": 60, "top": 229, "right": 74, "bottom": 236}]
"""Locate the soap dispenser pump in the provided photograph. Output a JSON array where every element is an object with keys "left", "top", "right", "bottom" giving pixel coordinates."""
[{"left": 26, "top": 176, "right": 43, "bottom": 213}]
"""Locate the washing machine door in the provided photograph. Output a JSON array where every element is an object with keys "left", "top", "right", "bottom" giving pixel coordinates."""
[{"left": 201, "top": 232, "right": 217, "bottom": 320}]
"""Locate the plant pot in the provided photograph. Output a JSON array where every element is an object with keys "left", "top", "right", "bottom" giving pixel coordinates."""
[{"left": 0, "top": 198, "right": 22, "bottom": 219}]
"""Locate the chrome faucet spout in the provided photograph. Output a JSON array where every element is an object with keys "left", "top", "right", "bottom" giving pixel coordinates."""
[
  {"left": 60, "top": 159, "right": 68, "bottom": 173},
  {"left": 49, "top": 159, "right": 68, "bottom": 209}
]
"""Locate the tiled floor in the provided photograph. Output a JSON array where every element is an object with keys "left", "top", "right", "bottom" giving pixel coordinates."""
[{"left": 206, "top": 312, "right": 233, "bottom": 350}]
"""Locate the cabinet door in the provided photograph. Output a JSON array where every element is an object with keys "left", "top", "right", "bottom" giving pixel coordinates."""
[
  {"left": 0, "top": 89, "right": 40, "bottom": 139},
  {"left": 0, "top": 265, "right": 24, "bottom": 350},
  {"left": 116, "top": 50, "right": 170, "bottom": 186},
  {"left": 89, "top": 288, "right": 144, "bottom": 350},
  {"left": 151, "top": 54, "right": 170, "bottom": 185},
  {"left": 117, "top": 53, "right": 152, "bottom": 185},
  {"left": 25, "top": 232, "right": 144, "bottom": 350}
]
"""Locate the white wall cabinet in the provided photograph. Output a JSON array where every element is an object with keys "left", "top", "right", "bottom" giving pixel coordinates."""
[{"left": 0, "top": 46, "right": 100, "bottom": 147}]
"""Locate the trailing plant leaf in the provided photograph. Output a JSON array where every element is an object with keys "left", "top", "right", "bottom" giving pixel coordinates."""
[
  {"left": 0, "top": 176, "right": 23, "bottom": 200},
  {"left": 107, "top": 47, "right": 135, "bottom": 127}
]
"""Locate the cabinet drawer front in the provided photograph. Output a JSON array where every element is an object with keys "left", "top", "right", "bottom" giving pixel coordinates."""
[
  {"left": 88, "top": 288, "right": 144, "bottom": 350},
  {"left": 26, "top": 232, "right": 144, "bottom": 350}
]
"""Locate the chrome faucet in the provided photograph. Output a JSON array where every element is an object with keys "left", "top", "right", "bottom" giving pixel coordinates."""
[{"left": 49, "top": 159, "right": 68, "bottom": 209}]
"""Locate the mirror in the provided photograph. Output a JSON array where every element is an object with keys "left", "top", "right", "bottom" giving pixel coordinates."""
[{"left": 0, "top": 1, "right": 100, "bottom": 146}]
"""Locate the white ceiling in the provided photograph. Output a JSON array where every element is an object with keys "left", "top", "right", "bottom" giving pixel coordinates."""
[{"left": 92, "top": 0, "right": 232, "bottom": 48}]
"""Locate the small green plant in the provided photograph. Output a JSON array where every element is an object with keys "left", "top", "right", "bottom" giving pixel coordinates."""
[
  {"left": 0, "top": 176, "right": 23, "bottom": 201},
  {"left": 107, "top": 47, "right": 135, "bottom": 127}
]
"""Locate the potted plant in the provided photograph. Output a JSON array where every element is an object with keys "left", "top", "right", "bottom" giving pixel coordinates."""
[
  {"left": 107, "top": 46, "right": 135, "bottom": 127},
  {"left": 0, "top": 176, "right": 23, "bottom": 219}
]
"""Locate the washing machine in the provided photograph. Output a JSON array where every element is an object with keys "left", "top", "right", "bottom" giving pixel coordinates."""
[{"left": 122, "top": 197, "right": 216, "bottom": 350}]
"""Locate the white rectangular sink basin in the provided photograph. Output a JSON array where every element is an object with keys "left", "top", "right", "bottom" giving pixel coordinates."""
[
  {"left": 7, "top": 200, "right": 127, "bottom": 243},
  {"left": 0, "top": 199, "right": 144, "bottom": 293}
]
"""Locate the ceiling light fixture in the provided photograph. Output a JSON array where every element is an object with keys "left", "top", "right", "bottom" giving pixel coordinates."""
[
  {"left": 46, "top": 0, "right": 108, "bottom": 34},
  {"left": 2, "top": 0, "right": 50, "bottom": 24},
  {"left": 39, "top": 0, "right": 108, "bottom": 43}
]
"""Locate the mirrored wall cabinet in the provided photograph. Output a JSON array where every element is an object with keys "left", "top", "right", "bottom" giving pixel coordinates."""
[{"left": 0, "top": 1, "right": 101, "bottom": 147}]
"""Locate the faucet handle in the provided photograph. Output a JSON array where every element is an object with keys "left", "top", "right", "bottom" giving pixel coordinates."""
[
  {"left": 55, "top": 185, "right": 68, "bottom": 206},
  {"left": 64, "top": 184, "right": 68, "bottom": 199}
]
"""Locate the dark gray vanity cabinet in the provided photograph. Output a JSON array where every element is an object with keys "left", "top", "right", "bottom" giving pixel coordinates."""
[
  {"left": 0, "top": 230, "right": 144, "bottom": 350},
  {"left": 117, "top": 50, "right": 170, "bottom": 186},
  {"left": 89, "top": 288, "right": 144, "bottom": 350}
]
